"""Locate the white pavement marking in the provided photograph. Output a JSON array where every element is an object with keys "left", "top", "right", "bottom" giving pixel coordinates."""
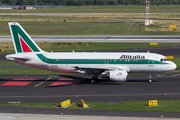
[
  {"left": 0, "top": 113, "right": 179, "bottom": 120},
  {"left": 171, "top": 73, "right": 180, "bottom": 77},
  {"left": 0, "top": 116, "right": 18, "bottom": 120},
  {"left": 1, "top": 35, "right": 180, "bottom": 43},
  {"left": 1, "top": 93, "right": 180, "bottom": 99}
]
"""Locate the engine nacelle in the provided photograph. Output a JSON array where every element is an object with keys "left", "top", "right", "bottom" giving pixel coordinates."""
[{"left": 109, "top": 70, "right": 128, "bottom": 82}]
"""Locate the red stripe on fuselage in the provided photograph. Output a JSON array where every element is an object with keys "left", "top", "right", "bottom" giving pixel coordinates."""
[{"left": 19, "top": 37, "right": 33, "bottom": 52}]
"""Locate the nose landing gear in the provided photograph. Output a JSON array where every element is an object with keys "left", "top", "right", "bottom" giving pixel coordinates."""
[{"left": 148, "top": 72, "right": 152, "bottom": 83}]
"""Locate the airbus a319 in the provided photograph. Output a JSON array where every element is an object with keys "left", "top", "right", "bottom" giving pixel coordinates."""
[{"left": 6, "top": 22, "right": 177, "bottom": 84}]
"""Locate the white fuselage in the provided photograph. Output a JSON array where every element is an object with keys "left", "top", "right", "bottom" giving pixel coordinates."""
[{"left": 6, "top": 51, "right": 177, "bottom": 74}]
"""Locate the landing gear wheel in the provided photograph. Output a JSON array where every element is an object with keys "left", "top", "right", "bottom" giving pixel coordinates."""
[
  {"left": 148, "top": 72, "right": 152, "bottom": 83},
  {"left": 91, "top": 76, "right": 98, "bottom": 84},
  {"left": 91, "top": 79, "right": 96, "bottom": 84}
]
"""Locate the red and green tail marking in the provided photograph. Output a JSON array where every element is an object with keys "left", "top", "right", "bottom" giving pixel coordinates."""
[{"left": 9, "top": 22, "right": 42, "bottom": 53}]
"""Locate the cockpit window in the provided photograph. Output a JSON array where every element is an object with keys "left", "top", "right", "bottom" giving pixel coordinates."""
[{"left": 160, "top": 58, "right": 169, "bottom": 62}]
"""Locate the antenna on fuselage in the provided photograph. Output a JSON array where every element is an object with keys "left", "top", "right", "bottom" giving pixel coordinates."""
[{"left": 147, "top": 50, "right": 149, "bottom": 53}]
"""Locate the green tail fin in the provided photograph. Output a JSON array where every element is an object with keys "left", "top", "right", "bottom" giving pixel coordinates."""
[{"left": 8, "top": 22, "right": 43, "bottom": 53}]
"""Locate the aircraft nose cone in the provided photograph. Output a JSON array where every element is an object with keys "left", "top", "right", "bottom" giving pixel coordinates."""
[{"left": 171, "top": 62, "right": 177, "bottom": 70}]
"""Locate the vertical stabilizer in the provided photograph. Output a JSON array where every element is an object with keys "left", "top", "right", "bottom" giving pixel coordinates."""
[{"left": 8, "top": 22, "right": 44, "bottom": 53}]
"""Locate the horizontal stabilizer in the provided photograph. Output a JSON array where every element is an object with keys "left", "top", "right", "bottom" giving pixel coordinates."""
[{"left": 5, "top": 54, "right": 30, "bottom": 61}]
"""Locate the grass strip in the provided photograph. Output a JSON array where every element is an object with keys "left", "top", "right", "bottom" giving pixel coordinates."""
[
  {"left": 1, "top": 5, "right": 180, "bottom": 13},
  {"left": 170, "top": 57, "right": 180, "bottom": 68},
  {"left": 0, "top": 62, "right": 23, "bottom": 66},
  {"left": 1, "top": 19, "right": 180, "bottom": 36},
  {"left": 0, "top": 68, "right": 76, "bottom": 75},
  {"left": 0, "top": 42, "right": 179, "bottom": 53},
  {"left": 2, "top": 100, "right": 180, "bottom": 112}
]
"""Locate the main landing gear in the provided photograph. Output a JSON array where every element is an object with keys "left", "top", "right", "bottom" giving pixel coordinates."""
[
  {"left": 91, "top": 75, "right": 98, "bottom": 84},
  {"left": 148, "top": 72, "right": 152, "bottom": 83}
]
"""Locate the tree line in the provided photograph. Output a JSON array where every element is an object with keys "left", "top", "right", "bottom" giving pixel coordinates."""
[{"left": 1, "top": 0, "right": 180, "bottom": 5}]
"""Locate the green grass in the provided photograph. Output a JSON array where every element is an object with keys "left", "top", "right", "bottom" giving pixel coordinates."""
[
  {"left": 0, "top": 42, "right": 179, "bottom": 53},
  {"left": 2, "top": 100, "right": 180, "bottom": 112},
  {"left": 1, "top": 5, "right": 180, "bottom": 13},
  {"left": 0, "top": 5, "right": 180, "bottom": 36},
  {"left": 0, "top": 62, "right": 23, "bottom": 66},
  {"left": 1, "top": 13, "right": 180, "bottom": 36},
  {"left": 171, "top": 57, "right": 180, "bottom": 68},
  {"left": 44, "top": 42, "right": 180, "bottom": 52},
  {"left": 2, "top": 102, "right": 61, "bottom": 108},
  {"left": 0, "top": 21, "right": 141, "bottom": 35},
  {"left": 0, "top": 21, "right": 179, "bottom": 36},
  {"left": 0, "top": 68, "right": 76, "bottom": 75}
]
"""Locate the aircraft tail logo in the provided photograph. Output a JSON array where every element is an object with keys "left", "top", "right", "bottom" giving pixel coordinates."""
[{"left": 8, "top": 22, "right": 43, "bottom": 53}]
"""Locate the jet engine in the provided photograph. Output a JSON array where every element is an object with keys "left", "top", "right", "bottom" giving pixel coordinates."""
[{"left": 109, "top": 70, "right": 127, "bottom": 82}]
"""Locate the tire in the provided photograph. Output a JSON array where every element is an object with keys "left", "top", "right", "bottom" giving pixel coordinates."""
[
  {"left": 149, "top": 80, "right": 152, "bottom": 83},
  {"left": 91, "top": 79, "right": 96, "bottom": 84}
]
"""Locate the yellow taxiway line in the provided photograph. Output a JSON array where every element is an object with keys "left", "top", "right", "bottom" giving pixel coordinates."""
[{"left": 34, "top": 77, "right": 51, "bottom": 87}]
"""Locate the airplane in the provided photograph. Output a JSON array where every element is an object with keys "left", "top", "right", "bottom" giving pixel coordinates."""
[{"left": 5, "top": 22, "right": 177, "bottom": 84}]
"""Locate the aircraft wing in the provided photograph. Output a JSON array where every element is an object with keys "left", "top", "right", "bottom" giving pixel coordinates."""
[
  {"left": 74, "top": 65, "right": 130, "bottom": 72},
  {"left": 74, "top": 66, "right": 113, "bottom": 70}
]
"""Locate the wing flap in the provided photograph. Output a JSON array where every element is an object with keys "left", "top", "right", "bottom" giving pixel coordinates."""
[
  {"left": 74, "top": 66, "right": 112, "bottom": 70},
  {"left": 74, "top": 65, "right": 130, "bottom": 72}
]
